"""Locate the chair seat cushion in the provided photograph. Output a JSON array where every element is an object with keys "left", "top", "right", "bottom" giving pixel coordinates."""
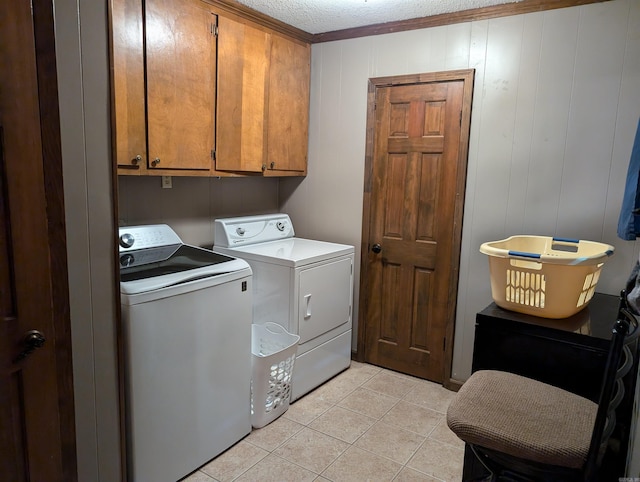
[{"left": 446, "top": 370, "right": 598, "bottom": 469}]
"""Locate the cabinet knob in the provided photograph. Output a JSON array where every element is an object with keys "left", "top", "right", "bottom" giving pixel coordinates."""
[
  {"left": 132, "top": 155, "right": 142, "bottom": 165},
  {"left": 372, "top": 243, "right": 382, "bottom": 254},
  {"left": 261, "top": 164, "right": 266, "bottom": 171},
  {"left": 151, "top": 158, "right": 160, "bottom": 167},
  {"left": 270, "top": 161, "right": 275, "bottom": 169}
]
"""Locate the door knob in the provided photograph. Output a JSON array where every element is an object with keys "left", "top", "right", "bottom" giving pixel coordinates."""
[
  {"left": 372, "top": 243, "right": 382, "bottom": 254},
  {"left": 15, "top": 330, "right": 46, "bottom": 362}
]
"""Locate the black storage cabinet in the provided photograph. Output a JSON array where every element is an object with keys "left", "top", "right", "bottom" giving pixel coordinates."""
[{"left": 463, "top": 293, "right": 639, "bottom": 480}]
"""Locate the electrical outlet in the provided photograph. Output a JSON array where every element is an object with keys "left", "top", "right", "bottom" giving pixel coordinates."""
[{"left": 161, "top": 176, "right": 172, "bottom": 189}]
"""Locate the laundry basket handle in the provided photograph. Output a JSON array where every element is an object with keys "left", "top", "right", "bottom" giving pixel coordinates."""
[
  {"left": 264, "top": 322, "right": 287, "bottom": 335},
  {"left": 480, "top": 236, "right": 614, "bottom": 266},
  {"left": 508, "top": 237, "right": 580, "bottom": 259}
]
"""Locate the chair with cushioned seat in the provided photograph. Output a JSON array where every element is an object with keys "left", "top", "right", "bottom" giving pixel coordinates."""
[{"left": 447, "top": 294, "right": 636, "bottom": 481}]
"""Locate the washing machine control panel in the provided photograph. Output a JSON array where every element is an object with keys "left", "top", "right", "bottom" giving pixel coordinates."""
[
  {"left": 118, "top": 224, "right": 183, "bottom": 252},
  {"left": 214, "top": 214, "right": 295, "bottom": 247}
]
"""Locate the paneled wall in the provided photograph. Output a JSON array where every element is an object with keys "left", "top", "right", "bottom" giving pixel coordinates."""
[
  {"left": 280, "top": 0, "right": 640, "bottom": 380},
  {"left": 55, "top": 0, "right": 121, "bottom": 479}
]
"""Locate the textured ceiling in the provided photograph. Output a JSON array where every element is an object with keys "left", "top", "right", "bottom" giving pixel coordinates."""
[{"left": 233, "top": 0, "right": 523, "bottom": 34}]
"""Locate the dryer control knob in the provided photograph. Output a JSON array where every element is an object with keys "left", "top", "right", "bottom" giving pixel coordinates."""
[
  {"left": 120, "top": 233, "right": 135, "bottom": 248},
  {"left": 276, "top": 221, "right": 286, "bottom": 231},
  {"left": 236, "top": 227, "right": 245, "bottom": 236}
]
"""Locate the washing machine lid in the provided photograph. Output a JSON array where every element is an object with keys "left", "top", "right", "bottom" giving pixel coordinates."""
[
  {"left": 119, "top": 244, "right": 249, "bottom": 295},
  {"left": 215, "top": 237, "right": 354, "bottom": 268},
  {"left": 118, "top": 224, "right": 250, "bottom": 295}
]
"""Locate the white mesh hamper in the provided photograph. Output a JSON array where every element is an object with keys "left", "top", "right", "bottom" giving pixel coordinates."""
[{"left": 251, "top": 322, "right": 300, "bottom": 428}]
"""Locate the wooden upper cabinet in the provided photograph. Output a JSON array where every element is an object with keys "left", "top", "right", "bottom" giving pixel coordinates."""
[
  {"left": 267, "top": 34, "right": 310, "bottom": 174},
  {"left": 110, "top": 0, "right": 309, "bottom": 177},
  {"left": 146, "top": 0, "right": 217, "bottom": 172},
  {"left": 216, "top": 16, "right": 270, "bottom": 173},
  {"left": 111, "top": 0, "right": 147, "bottom": 174},
  {"left": 110, "top": 0, "right": 218, "bottom": 175},
  {"left": 216, "top": 16, "right": 310, "bottom": 175}
]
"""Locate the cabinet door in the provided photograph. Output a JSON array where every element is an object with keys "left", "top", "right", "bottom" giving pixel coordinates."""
[
  {"left": 110, "top": 0, "right": 147, "bottom": 174},
  {"left": 146, "top": 0, "right": 216, "bottom": 171},
  {"left": 267, "top": 34, "right": 310, "bottom": 173},
  {"left": 216, "top": 16, "right": 270, "bottom": 173}
]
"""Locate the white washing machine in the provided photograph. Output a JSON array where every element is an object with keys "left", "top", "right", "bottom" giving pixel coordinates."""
[
  {"left": 213, "top": 214, "right": 354, "bottom": 401},
  {"left": 119, "top": 224, "right": 252, "bottom": 482}
]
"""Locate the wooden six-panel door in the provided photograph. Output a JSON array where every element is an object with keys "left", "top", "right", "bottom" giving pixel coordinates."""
[{"left": 360, "top": 71, "right": 474, "bottom": 384}]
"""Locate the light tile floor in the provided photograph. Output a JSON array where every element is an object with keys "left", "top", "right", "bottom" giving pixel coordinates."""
[{"left": 182, "top": 361, "right": 464, "bottom": 482}]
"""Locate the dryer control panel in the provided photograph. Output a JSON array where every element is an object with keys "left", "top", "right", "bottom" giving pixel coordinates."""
[{"left": 214, "top": 214, "right": 295, "bottom": 247}]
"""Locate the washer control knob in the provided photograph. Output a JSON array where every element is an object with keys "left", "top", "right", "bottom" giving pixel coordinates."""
[
  {"left": 120, "top": 253, "right": 135, "bottom": 267},
  {"left": 236, "top": 227, "right": 245, "bottom": 236},
  {"left": 276, "top": 221, "right": 286, "bottom": 232},
  {"left": 120, "top": 233, "right": 135, "bottom": 248}
]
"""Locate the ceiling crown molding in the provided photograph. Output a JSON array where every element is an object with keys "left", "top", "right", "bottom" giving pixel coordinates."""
[
  {"left": 206, "top": 0, "right": 314, "bottom": 43},
  {"left": 313, "top": 0, "right": 612, "bottom": 43}
]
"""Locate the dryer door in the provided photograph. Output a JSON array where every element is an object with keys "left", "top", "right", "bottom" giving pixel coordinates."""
[{"left": 297, "top": 256, "right": 353, "bottom": 344}]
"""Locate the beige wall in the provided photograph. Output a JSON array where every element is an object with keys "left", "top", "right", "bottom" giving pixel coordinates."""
[
  {"left": 280, "top": 0, "right": 640, "bottom": 381},
  {"left": 118, "top": 176, "right": 279, "bottom": 247}
]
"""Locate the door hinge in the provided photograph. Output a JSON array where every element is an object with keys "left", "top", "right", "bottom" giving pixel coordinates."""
[
  {"left": 459, "top": 111, "right": 462, "bottom": 126},
  {"left": 210, "top": 23, "right": 218, "bottom": 36},
  {"left": 443, "top": 337, "right": 446, "bottom": 351},
  {"left": 210, "top": 149, "right": 216, "bottom": 161}
]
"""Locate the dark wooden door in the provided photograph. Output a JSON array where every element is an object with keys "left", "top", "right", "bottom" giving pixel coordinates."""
[
  {"left": 359, "top": 70, "right": 474, "bottom": 384},
  {"left": 0, "top": 0, "right": 76, "bottom": 480}
]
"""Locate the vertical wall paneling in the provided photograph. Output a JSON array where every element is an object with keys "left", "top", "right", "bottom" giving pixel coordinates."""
[
  {"left": 505, "top": 12, "right": 543, "bottom": 234},
  {"left": 451, "top": 19, "right": 490, "bottom": 383},
  {"left": 372, "top": 32, "right": 408, "bottom": 77},
  {"left": 601, "top": 1, "right": 640, "bottom": 294},
  {"left": 279, "top": 0, "right": 640, "bottom": 378},
  {"left": 55, "top": 0, "right": 122, "bottom": 479},
  {"left": 525, "top": 8, "right": 580, "bottom": 235},
  {"left": 472, "top": 15, "right": 524, "bottom": 240},
  {"left": 53, "top": 0, "right": 99, "bottom": 478},
  {"left": 444, "top": 23, "right": 472, "bottom": 71},
  {"left": 405, "top": 28, "right": 434, "bottom": 73},
  {"left": 557, "top": 1, "right": 628, "bottom": 239}
]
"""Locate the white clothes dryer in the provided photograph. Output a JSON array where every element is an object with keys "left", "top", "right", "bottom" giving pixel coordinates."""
[
  {"left": 119, "top": 224, "right": 252, "bottom": 482},
  {"left": 213, "top": 214, "right": 354, "bottom": 401}
]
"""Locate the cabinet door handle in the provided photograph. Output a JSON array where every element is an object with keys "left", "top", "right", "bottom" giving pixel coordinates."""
[
  {"left": 304, "top": 294, "right": 311, "bottom": 319},
  {"left": 132, "top": 155, "right": 142, "bottom": 165},
  {"left": 151, "top": 158, "right": 160, "bottom": 167}
]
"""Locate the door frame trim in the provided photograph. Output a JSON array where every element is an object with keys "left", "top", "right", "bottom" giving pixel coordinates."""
[{"left": 356, "top": 69, "right": 475, "bottom": 390}]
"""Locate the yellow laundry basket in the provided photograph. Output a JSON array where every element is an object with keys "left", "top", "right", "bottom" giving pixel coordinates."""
[{"left": 480, "top": 236, "right": 614, "bottom": 319}]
